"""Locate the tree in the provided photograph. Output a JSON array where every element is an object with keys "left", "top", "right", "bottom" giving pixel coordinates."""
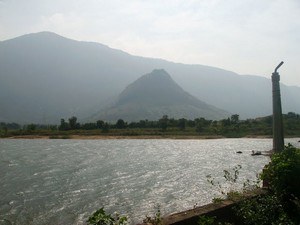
[
  {"left": 26, "top": 124, "right": 36, "bottom": 132},
  {"left": 178, "top": 118, "right": 186, "bottom": 130},
  {"left": 59, "top": 118, "right": 69, "bottom": 131},
  {"left": 168, "top": 118, "right": 177, "bottom": 127},
  {"left": 231, "top": 114, "right": 239, "bottom": 124},
  {"left": 49, "top": 125, "right": 58, "bottom": 131},
  {"left": 210, "top": 121, "right": 220, "bottom": 134},
  {"left": 230, "top": 114, "right": 240, "bottom": 132},
  {"left": 96, "top": 120, "right": 104, "bottom": 129},
  {"left": 139, "top": 120, "right": 147, "bottom": 128},
  {"left": 116, "top": 119, "right": 126, "bottom": 129},
  {"left": 81, "top": 123, "right": 97, "bottom": 130},
  {"left": 102, "top": 123, "right": 110, "bottom": 133},
  {"left": 3, "top": 126, "right": 8, "bottom": 135},
  {"left": 68, "top": 116, "right": 79, "bottom": 129},
  {"left": 159, "top": 115, "right": 168, "bottom": 131},
  {"left": 286, "top": 112, "right": 297, "bottom": 119},
  {"left": 195, "top": 118, "right": 208, "bottom": 133},
  {"left": 221, "top": 118, "right": 231, "bottom": 127}
]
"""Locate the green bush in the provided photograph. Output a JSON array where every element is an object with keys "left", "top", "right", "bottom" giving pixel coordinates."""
[
  {"left": 262, "top": 144, "right": 300, "bottom": 200},
  {"left": 235, "top": 193, "right": 294, "bottom": 225},
  {"left": 87, "top": 208, "right": 128, "bottom": 225},
  {"left": 235, "top": 144, "right": 300, "bottom": 225},
  {"left": 261, "top": 144, "right": 300, "bottom": 222},
  {"left": 198, "top": 215, "right": 216, "bottom": 225}
]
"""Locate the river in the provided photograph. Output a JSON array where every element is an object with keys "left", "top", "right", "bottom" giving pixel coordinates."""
[{"left": 0, "top": 138, "right": 299, "bottom": 225}]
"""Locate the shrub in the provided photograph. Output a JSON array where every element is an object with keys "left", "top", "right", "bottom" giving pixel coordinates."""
[
  {"left": 262, "top": 144, "right": 300, "bottom": 200},
  {"left": 261, "top": 144, "right": 300, "bottom": 222},
  {"left": 142, "top": 205, "right": 162, "bottom": 225},
  {"left": 235, "top": 144, "right": 300, "bottom": 225},
  {"left": 235, "top": 193, "right": 294, "bottom": 225},
  {"left": 197, "top": 215, "right": 216, "bottom": 225},
  {"left": 87, "top": 207, "right": 128, "bottom": 225}
]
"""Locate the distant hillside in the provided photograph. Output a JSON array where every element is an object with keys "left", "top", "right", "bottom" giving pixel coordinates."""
[
  {"left": 92, "top": 69, "right": 229, "bottom": 121},
  {"left": 0, "top": 32, "right": 300, "bottom": 124}
]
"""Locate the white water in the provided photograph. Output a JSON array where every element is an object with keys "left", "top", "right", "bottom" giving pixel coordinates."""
[{"left": 0, "top": 138, "right": 299, "bottom": 225}]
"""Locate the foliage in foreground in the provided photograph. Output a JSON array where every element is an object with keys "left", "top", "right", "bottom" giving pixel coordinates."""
[
  {"left": 262, "top": 144, "right": 300, "bottom": 201},
  {"left": 88, "top": 206, "right": 162, "bottom": 225},
  {"left": 203, "top": 144, "right": 300, "bottom": 224},
  {"left": 235, "top": 144, "right": 300, "bottom": 225},
  {"left": 235, "top": 193, "right": 294, "bottom": 225},
  {"left": 197, "top": 215, "right": 216, "bottom": 225},
  {"left": 87, "top": 207, "right": 128, "bottom": 225},
  {"left": 198, "top": 215, "right": 233, "bottom": 225},
  {"left": 234, "top": 144, "right": 300, "bottom": 225},
  {"left": 142, "top": 205, "right": 162, "bottom": 225},
  {"left": 206, "top": 164, "right": 258, "bottom": 202}
]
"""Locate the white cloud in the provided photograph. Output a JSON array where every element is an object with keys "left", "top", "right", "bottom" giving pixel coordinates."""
[{"left": 33, "top": 12, "right": 85, "bottom": 36}]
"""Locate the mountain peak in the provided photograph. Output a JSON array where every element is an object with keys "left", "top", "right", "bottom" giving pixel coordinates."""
[
  {"left": 117, "top": 69, "right": 183, "bottom": 106},
  {"left": 3, "top": 31, "right": 68, "bottom": 43},
  {"left": 149, "top": 69, "right": 169, "bottom": 76},
  {"left": 140, "top": 69, "right": 173, "bottom": 82},
  {"left": 93, "top": 70, "right": 229, "bottom": 121}
]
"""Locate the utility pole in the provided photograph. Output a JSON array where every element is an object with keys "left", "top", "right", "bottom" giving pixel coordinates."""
[{"left": 272, "top": 61, "right": 284, "bottom": 152}]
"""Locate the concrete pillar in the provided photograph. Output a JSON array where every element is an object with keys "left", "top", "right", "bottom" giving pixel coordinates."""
[{"left": 272, "top": 62, "right": 284, "bottom": 152}]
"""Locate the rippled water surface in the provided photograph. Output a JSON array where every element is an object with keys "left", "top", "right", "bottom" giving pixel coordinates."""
[{"left": 1, "top": 138, "right": 299, "bottom": 224}]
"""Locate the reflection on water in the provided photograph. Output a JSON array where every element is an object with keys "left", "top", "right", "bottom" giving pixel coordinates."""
[{"left": 0, "top": 138, "right": 299, "bottom": 224}]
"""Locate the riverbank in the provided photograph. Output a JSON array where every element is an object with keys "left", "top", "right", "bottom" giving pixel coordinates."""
[
  {"left": 1, "top": 134, "right": 278, "bottom": 140},
  {"left": 160, "top": 189, "right": 267, "bottom": 225}
]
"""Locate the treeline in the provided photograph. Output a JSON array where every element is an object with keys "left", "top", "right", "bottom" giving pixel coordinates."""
[
  {"left": 57, "top": 112, "right": 300, "bottom": 136},
  {"left": 57, "top": 114, "right": 241, "bottom": 133},
  {"left": 0, "top": 122, "right": 56, "bottom": 132},
  {"left": 1, "top": 112, "right": 300, "bottom": 137}
]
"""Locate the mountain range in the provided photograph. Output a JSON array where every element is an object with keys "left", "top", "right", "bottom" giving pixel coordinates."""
[{"left": 0, "top": 31, "right": 299, "bottom": 124}]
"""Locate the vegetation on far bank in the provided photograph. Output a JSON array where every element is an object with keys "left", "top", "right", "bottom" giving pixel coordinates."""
[{"left": 1, "top": 112, "right": 300, "bottom": 138}]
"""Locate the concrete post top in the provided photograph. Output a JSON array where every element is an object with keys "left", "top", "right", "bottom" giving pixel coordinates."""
[{"left": 272, "top": 72, "right": 280, "bottom": 81}]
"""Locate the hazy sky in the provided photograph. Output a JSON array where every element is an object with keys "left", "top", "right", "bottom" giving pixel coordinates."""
[{"left": 1, "top": 0, "right": 299, "bottom": 86}]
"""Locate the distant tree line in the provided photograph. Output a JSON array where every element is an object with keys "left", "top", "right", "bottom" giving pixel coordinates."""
[
  {"left": 55, "top": 112, "right": 300, "bottom": 136},
  {"left": 1, "top": 112, "right": 300, "bottom": 137},
  {"left": 0, "top": 122, "right": 57, "bottom": 132}
]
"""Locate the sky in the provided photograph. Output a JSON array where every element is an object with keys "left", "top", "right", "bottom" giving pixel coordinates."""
[{"left": 0, "top": 0, "right": 299, "bottom": 86}]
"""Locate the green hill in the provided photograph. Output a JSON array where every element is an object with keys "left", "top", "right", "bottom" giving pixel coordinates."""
[{"left": 92, "top": 69, "right": 229, "bottom": 121}]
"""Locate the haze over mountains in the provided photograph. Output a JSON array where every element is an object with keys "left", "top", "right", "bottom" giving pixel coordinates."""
[
  {"left": 0, "top": 31, "right": 299, "bottom": 124},
  {"left": 92, "top": 69, "right": 229, "bottom": 121}
]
